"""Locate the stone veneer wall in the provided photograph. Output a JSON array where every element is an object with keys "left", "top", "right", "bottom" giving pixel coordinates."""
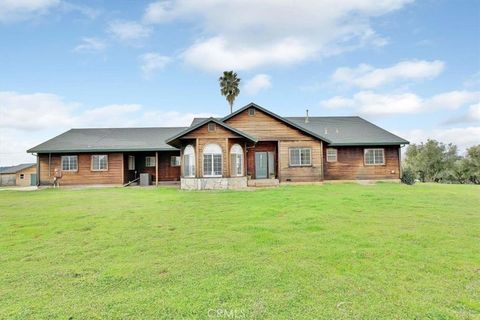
[{"left": 181, "top": 177, "right": 247, "bottom": 190}]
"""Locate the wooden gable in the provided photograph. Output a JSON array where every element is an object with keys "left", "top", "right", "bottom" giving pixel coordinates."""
[
  {"left": 224, "top": 107, "right": 316, "bottom": 141},
  {"left": 180, "top": 121, "right": 243, "bottom": 140}
]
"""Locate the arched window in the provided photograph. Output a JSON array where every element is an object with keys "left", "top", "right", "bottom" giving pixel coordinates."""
[
  {"left": 183, "top": 145, "right": 195, "bottom": 177},
  {"left": 203, "top": 143, "right": 222, "bottom": 177},
  {"left": 230, "top": 144, "right": 243, "bottom": 176}
]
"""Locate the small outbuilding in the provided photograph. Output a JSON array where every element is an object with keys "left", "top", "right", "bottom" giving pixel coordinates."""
[{"left": 0, "top": 163, "right": 37, "bottom": 187}]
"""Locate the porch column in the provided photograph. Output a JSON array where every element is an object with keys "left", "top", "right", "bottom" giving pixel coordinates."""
[
  {"left": 155, "top": 151, "right": 159, "bottom": 186},
  {"left": 225, "top": 138, "right": 229, "bottom": 177},
  {"left": 195, "top": 138, "right": 200, "bottom": 177}
]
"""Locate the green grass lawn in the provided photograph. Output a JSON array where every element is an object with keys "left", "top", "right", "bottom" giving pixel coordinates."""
[{"left": 0, "top": 183, "right": 479, "bottom": 319}]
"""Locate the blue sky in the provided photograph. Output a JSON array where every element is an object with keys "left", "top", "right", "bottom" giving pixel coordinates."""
[{"left": 0, "top": 0, "right": 479, "bottom": 165}]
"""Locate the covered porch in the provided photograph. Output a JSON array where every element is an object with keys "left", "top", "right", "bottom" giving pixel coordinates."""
[{"left": 123, "top": 151, "right": 181, "bottom": 186}]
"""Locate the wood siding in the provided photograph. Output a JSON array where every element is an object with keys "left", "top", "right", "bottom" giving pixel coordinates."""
[
  {"left": 225, "top": 108, "right": 314, "bottom": 141},
  {"left": 278, "top": 140, "right": 323, "bottom": 182},
  {"left": 39, "top": 153, "right": 124, "bottom": 185},
  {"left": 323, "top": 146, "right": 400, "bottom": 180},
  {"left": 225, "top": 107, "right": 324, "bottom": 182},
  {"left": 180, "top": 123, "right": 250, "bottom": 178}
]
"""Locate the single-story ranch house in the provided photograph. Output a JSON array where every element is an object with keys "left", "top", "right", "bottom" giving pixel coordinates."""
[{"left": 28, "top": 103, "right": 409, "bottom": 189}]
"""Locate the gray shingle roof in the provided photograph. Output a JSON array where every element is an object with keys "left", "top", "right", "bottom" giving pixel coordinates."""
[
  {"left": 0, "top": 163, "right": 36, "bottom": 174},
  {"left": 287, "top": 116, "right": 408, "bottom": 146},
  {"left": 27, "top": 127, "right": 187, "bottom": 153},
  {"left": 28, "top": 104, "right": 408, "bottom": 154},
  {"left": 191, "top": 115, "right": 408, "bottom": 146}
]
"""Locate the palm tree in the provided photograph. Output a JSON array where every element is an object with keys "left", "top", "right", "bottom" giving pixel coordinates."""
[{"left": 219, "top": 71, "right": 241, "bottom": 114}]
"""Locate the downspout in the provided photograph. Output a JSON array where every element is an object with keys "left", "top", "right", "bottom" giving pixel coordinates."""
[
  {"left": 399, "top": 145, "right": 405, "bottom": 179},
  {"left": 35, "top": 153, "right": 40, "bottom": 187}
]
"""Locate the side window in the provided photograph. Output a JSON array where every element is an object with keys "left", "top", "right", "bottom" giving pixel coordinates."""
[
  {"left": 326, "top": 148, "right": 337, "bottom": 162},
  {"left": 171, "top": 156, "right": 181, "bottom": 167},
  {"left": 91, "top": 155, "right": 108, "bottom": 171},
  {"left": 61, "top": 155, "right": 78, "bottom": 171},
  {"left": 145, "top": 156, "right": 156, "bottom": 167},
  {"left": 128, "top": 156, "right": 135, "bottom": 170}
]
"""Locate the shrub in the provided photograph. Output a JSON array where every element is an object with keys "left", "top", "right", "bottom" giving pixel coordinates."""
[{"left": 401, "top": 168, "right": 416, "bottom": 185}]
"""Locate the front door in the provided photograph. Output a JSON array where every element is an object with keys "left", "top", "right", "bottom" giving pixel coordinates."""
[
  {"left": 255, "top": 152, "right": 275, "bottom": 179},
  {"left": 255, "top": 152, "right": 268, "bottom": 178}
]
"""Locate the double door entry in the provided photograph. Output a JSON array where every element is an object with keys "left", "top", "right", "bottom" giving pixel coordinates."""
[{"left": 255, "top": 152, "right": 275, "bottom": 179}]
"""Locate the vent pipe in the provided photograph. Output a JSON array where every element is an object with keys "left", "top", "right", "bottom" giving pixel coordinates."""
[{"left": 305, "top": 109, "right": 309, "bottom": 123}]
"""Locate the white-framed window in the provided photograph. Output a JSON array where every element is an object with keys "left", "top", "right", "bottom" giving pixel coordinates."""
[
  {"left": 145, "top": 156, "right": 156, "bottom": 167},
  {"left": 326, "top": 148, "right": 337, "bottom": 162},
  {"left": 61, "top": 155, "right": 78, "bottom": 171},
  {"left": 203, "top": 143, "right": 222, "bottom": 177},
  {"left": 289, "top": 148, "right": 312, "bottom": 166},
  {"left": 91, "top": 155, "right": 108, "bottom": 171},
  {"left": 364, "top": 148, "right": 385, "bottom": 165},
  {"left": 208, "top": 123, "right": 216, "bottom": 132},
  {"left": 248, "top": 108, "right": 255, "bottom": 116},
  {"left": 128, "top": 156, "right": 135, "bottom": 170},
  {"left": 183, "top": 145, "right": 196, "bottom": 177},
  {"left": 230, "top": 144, "right": 243, "bottom": 176},
  {"left": 171, "top": 156, "right": 181, "bottom": 167}
]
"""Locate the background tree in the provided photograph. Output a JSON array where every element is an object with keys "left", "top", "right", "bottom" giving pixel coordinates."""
[
  {"left": 404, "top": 139, "right": 459, "bottom": 182},
  {"left": 219, "top": 71, "right": 241, "bottom": 114},
  {"left": 464, "top": 145, "right": 480, "bottom": 184}
]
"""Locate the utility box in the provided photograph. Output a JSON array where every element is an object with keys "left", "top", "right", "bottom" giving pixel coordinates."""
[{"left": 139, "top": 173, "right": 151, "bottom": 186}]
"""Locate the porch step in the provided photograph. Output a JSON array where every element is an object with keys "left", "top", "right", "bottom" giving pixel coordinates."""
[{"left": 247, "top": 179, "right": 279, "bottom": 187}]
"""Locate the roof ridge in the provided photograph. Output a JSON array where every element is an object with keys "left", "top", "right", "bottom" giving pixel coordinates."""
[{"left": 70, "top": 126, "right": 188, "bottom": 130}]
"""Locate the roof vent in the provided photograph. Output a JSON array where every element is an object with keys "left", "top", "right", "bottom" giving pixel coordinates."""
[
  {"left": 305, "top": 109, "right": 309, "bottom": 123},
  {"left": 324, "top": 128, "right": 328, "bottom": 135},
  {"left": 335, "top": 128, "right": 339, "bottom": 134}
]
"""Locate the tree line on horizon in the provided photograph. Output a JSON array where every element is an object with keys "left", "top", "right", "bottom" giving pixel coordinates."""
[{"left": 403, "top": 140, "right": 480, "bottom": 185}]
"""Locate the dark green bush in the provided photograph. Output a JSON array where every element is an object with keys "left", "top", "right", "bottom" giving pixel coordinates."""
[{"left": 401, "top": 168, "right": 416, "bottom": 185}]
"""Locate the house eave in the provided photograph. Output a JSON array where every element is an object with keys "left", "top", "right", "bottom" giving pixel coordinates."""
[{"left": 27, "top": 147, "right": 179, "bottom": 154}]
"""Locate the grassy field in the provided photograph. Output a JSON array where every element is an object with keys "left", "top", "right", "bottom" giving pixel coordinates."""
[{"left": 0, "top": 183, "right": 479, "bottom": 319}]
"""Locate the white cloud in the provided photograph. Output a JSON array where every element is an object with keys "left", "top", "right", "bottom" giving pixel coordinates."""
[
  {"left": 0, "top": 91, "right": 216, "bottom": 165},
  {"left": 140, "top": 53, "right": 171, "bottom": 78},
  {"left": 108, "top": 20, "right": 152, "bottom": 43},
  {"left": 321, "top": 91, "right": 423, "bottom": 115},
  {"left": 468, "top": 102, "right": 480, "bottom": 121},
  {"left": 73, "top": 37, "right": 107, "bottom": 53},
  {"left": 150, "top": 0, "right": 413, "bottom": 71},
  {"left": 60, "top": 2, "right": 100, "bottom": 19},
  {"left": 244, "top": 74, "right": 272, "bottom": 95},
  {"left": 331, "top": 60, "right": 445, "bottom": 88},
  {"left": 142, "top": 1, "right": 171, "bottom": 24},
  {"left": 464, "top": 71, "right": 480, "bottom": 89},
  {"left": 320, "top": 96, "right": 355, "bottom": 109},
  {"left": 183, "top": 36, "right": 314, "bottom": 71},
  {"left": 402, "top": 127, "right": 480, "bottom": 153},
  {"left": 0, "top": 91, "right": 78, "bottom": 130},
  {"left": 320, "top": 90, "right": 480, "bottom": 116},
  {"left": 0, "top": 0, "right": 60, "bottom": 23},
  {"left": 425, "top": 90, "right": 480, "bottom": 110},
  {"left": 444, "top": 102, "right": 480, "bottom": 124}
]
